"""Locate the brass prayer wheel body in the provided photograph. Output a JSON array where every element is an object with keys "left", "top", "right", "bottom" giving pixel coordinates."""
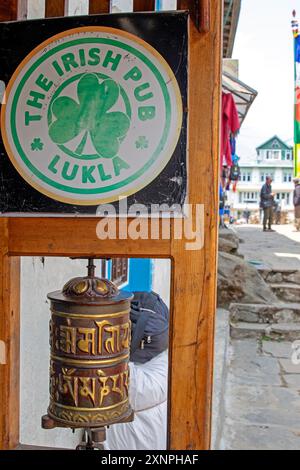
[{"left": 45, "top": 262, "right": 133, "bottom": 429}]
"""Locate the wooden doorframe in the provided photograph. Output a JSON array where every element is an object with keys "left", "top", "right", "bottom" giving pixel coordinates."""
[{"left": 0, "top": 0, "right": 222, "bottom": 450}]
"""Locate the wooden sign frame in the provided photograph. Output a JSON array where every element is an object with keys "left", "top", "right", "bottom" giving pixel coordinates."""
[{"left": 0, "top": 0, "right": 221, "bottom": 450}]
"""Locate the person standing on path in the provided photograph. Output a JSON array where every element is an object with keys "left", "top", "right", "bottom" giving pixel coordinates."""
[
  {"left": 293, "top": 178, "right": 300, "bottom": 231},
  {"left": 260, "top": 176, "right": 275, "bottom": 232}
]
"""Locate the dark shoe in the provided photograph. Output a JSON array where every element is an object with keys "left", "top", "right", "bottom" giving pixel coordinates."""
[{"left": 268, "top": 229, "right": 275, "bottom": 232}]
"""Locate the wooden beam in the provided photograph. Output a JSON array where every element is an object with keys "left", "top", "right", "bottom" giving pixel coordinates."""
[
  {"left": 133, "top": 0, "right": 155, "bottom": 12},
  {"left": 0, "top": 0, "right": 18, "bottom": 21},
  {"left": 177, "top": 0, "right": 211, "bottom": 33},
  {"left": 45, "top": 0, "right": 67, "bottom": 18},
  {"left": 0, "top": 3, "right": 20, "bottom": 452},
  {"left": 8, "top": 218, "right": 172, "bottom": 258},
  {"left": 199, "top": 0, "right": 211, "bottom": 33},
  {"left": 89, "top": 0, "right": 110, "bottom": 14},
  {"left": 0, "top": 219, "right": 20, "bottom": 449},
  {"left": 168, "top": 0, "right": 222, "bottom": 449}
]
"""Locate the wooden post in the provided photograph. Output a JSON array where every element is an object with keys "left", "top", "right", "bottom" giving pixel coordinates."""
[
  {"left": 0, "top": 0, "right": 221, "bottom": 450},
  {"left": 0, "top": 2, "right": 21, "bottom": 451},
  {"left": 168, "top": 0, "right": 221, "bottom": 449},
  {"left": 178, "top": 0, "right": 211, "bottom": 32},
  {"left": 0, "top": 219, "right": 20, "bottom": 450},
  {"left": 133, "top": 0, "right": 156, "bottom": 12},
  {"left": 89, "top": 0, "right": 110, "bottom": 14},
  {"left": 45, "top": 0, "right": 67, "bottom": 17},
  {"left": 199, "top": 0, "right": 211, "bottom": 33}
]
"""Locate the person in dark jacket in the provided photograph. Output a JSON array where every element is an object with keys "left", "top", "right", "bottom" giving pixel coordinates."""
[
  {"left": 294, "top": 178, "right": 300, "bottom": 231},
  {"left": 260, "top": 176, "right": 275, "bottom": 232}
]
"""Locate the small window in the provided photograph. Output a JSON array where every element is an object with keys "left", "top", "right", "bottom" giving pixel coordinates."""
[
  {"left": 241, "top": 171, "right": 252, "bottom": 182},
  {"left": 283, "top": 173, "right": 293, "bottom": 183},
  {"left": 111, "top": 258, "right": 129, "bottom": 286}
]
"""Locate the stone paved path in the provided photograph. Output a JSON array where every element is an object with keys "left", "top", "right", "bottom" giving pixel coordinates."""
[
  {"left": 221, "top": 339, "right": 300, "bottom": 450},
  {"left": 220, "top": 224, "right": 300, "bottom": 450},
  {"left": 234, "top": 224, "right": 300, "bottom": 270}
]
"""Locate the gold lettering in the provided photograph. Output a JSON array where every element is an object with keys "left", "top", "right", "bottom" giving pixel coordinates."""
[
  {"left": 77, "top": 327, "right": 96, "bottom": 355},
  {"left": 59, "top": 369, "right": 78, "bottom": 406},
  {"left": 123, "top": 369, "right": 129, "bottom": 393},
  {"left": 79, "top": 377, "right": 96, "bottom": 406},
  {"left": 96, "top": 320, "right": 111, "bottom": 354},
  {"left": 49, "top": 319, "right": 54, "bottom": 349},
  {"left": 110, "top": 372, "right": 126, "bottom": 400},
  {"left": 105, "top": 325, "right": 121, "bottom": 354},
  {"left": 60, "top": 325, "right": 76, "bottom": 354},
  {"left": 97, "top": 370, "right": 111, "bottom": 406},
  {"left": 120, "top": 322, "right": 131, "bottom": 350}
]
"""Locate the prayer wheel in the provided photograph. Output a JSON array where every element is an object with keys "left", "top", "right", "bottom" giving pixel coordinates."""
[{"left": 42, "top": 260, "right": 133, "bottom": 430}]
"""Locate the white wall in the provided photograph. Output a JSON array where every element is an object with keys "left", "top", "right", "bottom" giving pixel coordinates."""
[
  {"left": 152, "top": 259, "right": 171, "bottom": 307},
  {"left": 67, "top": 0, "right": 89, "bottom": 15},
  {"left": 112, "top": 0, "right": 133, "bottom": 12},
  {"left": 20, "top": 257, "right": 95, "bottom": 448},
  {"left": 27, "top": 0, "right": 45, "bottom": 18}
]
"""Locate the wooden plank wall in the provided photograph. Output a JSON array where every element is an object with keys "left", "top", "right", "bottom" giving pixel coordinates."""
[
  {"left": 0, "top": 0, "right": 19, "bottom": 20},
  {"left": 0, "top": 0, "right": 221, "bottom": 450},
  {"left": 89, "top": 0, "right": 110, "bottom": 14},
  {"left": 133, "top": 0, "right": 156, "bottom": 12},
  {"left": 45, "top": 0, "right": 67, "bottom": 17},
  {"left": 0, "top": 220, "right": 20, "bottom": 450}
]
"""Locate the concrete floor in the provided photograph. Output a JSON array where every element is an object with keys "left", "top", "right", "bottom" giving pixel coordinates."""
[
  {"left": 221, "top": 339, "right": 300, "bottom": 450},
  {"left": 234, "top": 224, "right": 300, "bottom": 270},
  {"left": 220, "top": 224, "right": 300, "bottom": 450}
]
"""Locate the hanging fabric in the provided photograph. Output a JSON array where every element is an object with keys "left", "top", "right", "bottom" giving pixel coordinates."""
[{"left": 221, "top": 92, "right": 240, "bottom": 169}]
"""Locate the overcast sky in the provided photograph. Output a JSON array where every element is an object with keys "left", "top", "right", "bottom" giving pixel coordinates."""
[{"left": 233, "top": 0, "right": 296, "bottom": 161}]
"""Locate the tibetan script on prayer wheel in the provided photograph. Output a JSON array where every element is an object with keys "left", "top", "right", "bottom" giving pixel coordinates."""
[{"left": 44, "top": 260, "right": 133, "bottom": 429}]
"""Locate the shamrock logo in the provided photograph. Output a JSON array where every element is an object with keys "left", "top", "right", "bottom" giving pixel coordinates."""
[
  {"left": 48, "top": 74, "right": 130, "bottom": 159},
  {"left": 31, "top": 137, "right": 44, "bottom": 151},
  {"left": 135, "top": 136, "right": 149, "bottom": 150}
]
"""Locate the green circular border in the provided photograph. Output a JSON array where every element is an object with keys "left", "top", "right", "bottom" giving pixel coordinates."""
[
  {"left": 47, "top": 72, "right": 132, "bottom": 161},
  {"left": 10, "top": 37, "right": 172, "bottom": 195}
]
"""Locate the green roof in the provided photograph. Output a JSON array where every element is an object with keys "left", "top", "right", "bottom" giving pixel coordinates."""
[{"left": 256, "top": 135, "right": 293, "bottom": 151}]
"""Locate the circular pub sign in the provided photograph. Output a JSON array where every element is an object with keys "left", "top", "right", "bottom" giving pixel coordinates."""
[{"left": 1, "top": 27, "right": 183, "bottom": 205}]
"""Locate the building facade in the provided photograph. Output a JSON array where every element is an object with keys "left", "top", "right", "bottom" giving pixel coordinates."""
[{"left": 230, "top": 136, "right": 294, "bottom": 217}]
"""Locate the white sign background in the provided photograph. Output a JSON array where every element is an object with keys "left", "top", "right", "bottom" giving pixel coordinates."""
[{"left": 1, "top": 27, "right": 183, "bottom": 205}]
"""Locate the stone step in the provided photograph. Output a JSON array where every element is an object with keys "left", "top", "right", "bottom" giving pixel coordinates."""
[
  {"left": 270, "top": 284, "right": 300, "bottom": 302},
  {"left": 230, "top": 322, "right": 300, "bottom": 341},
  {"left": 258, "top": 268, "right": 300, "bottom": 285},
  {"left": 230, "top": 303, "right": 300, "bottom": 324}
]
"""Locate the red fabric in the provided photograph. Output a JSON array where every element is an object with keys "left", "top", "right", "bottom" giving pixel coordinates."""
[{"left": 221, "top": 92, "right": 240, "bottom": 168}]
